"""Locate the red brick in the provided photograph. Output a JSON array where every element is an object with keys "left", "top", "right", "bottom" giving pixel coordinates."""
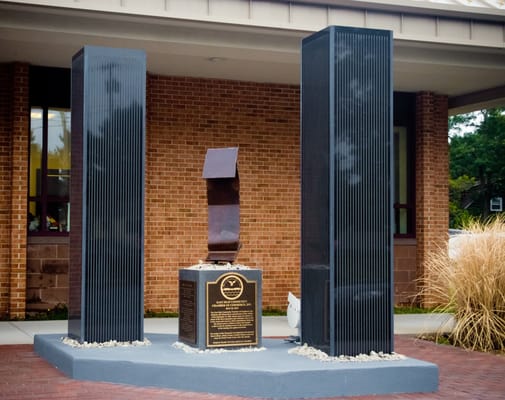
[
  {"left": 0, "top": 68, "right": 450, "bottom": 316},
  {"left": 144, "top": 75, "right": 301, "bottom": 312},
  {"left": 2, "top": 337, "right": 505, "bottom": 399},
  {"left": 0, "top": 63, "right": 29, "bottom": 319},
  {"left": 415, "top": 92, "right": 449, "bottom": 306}
]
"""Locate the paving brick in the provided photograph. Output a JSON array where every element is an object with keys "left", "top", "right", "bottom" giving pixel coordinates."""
[{"left": 1, "top": 336, "right": 505, "bottom": 399}]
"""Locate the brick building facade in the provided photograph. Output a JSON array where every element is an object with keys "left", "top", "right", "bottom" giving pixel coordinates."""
[
  {"left": 1, "top": 0, "right": 503, "bottom": 320},
  {"left": 0, "top": 63, "right": 447, "bottom": 318}
]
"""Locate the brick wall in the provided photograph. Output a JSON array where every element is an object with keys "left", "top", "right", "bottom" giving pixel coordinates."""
[
  {"left": 0, "top": 63, "right": 29, "bottom": 319},
  {"left": 0, "top": 64, "right": 13, "bottom": 319},
  {"left": 145, "top": 75, "right": 301, "bottom": 312},
  {"left": 10, "top": 63, "right": 29, "bottom": 319},
  {"left": 26, "top": 239, "right": 69, "bottom": 311},
  {"left": 0, "top": 66, "right": 443, "bottom": 316},
  {"left": 415, "top": 92, "right": 449, "bottom": 306},
  {"left": 393, "top": 239, "right": 417, "bottom": 305}
]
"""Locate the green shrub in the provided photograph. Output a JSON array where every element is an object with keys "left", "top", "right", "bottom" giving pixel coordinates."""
[
  {"left": 144, "top": 310, "right": 178, "bottom": 318},
  {"left": 423, "top": 216, "right": 505, "bottom": 352},
  {"left": 26, "top": 304, "right": 68, "bottom": 320}
]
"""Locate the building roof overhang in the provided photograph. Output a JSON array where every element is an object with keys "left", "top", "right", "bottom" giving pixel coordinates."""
[
  {"left": 291, "top": 0, "right": 505, "bottom": 21},
  {"left": 0, "top": 0, "right": 504, "bottom": 113}
]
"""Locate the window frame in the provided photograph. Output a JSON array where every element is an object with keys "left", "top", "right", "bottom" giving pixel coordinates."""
[
  {"left": 28, "top": 66, "right": 71, "bottom": 236},
  {"left": 28, "top": 106, "right": 71, "bottom": 236},
  {"left": 393, "top": 92, "right": 416, "bottom": 238}
]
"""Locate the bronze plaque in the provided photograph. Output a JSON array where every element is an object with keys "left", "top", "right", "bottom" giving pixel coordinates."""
[
  {"left": 179, "top": 279, "right": 197, "bottom": 344},
  {"left": 206, "top": 272, "right": 258, "bottom": 347}
]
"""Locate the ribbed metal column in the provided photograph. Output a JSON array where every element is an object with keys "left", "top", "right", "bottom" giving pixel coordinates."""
[
  {"left": 301, "top": 26, "right": 393, "bottom": 356},
  {"left": 69, "top": 46, "right": 146, "bottom": 343}
]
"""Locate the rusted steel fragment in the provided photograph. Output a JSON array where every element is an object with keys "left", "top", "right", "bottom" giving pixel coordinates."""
[{"left": 202, "top": 147, "right": 240, "bottom": 262}]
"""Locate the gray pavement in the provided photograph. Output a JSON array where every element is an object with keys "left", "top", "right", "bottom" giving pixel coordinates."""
[{"left": 0, "top": 314, "right": 454, "bottom": 345}]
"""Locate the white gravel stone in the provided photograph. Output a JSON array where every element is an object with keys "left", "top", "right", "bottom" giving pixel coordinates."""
[
  {"left": 187, "top": 261, "right": 250, "bottom": 270},
  {"left": 172, "top": 341, "right": 266, "bottom": 354},
  {"left": 62, "top": 337, "right": 152, "bottom": 348},
  {"left": 288, "top": 343, "right": 407, "bottom": 362}
]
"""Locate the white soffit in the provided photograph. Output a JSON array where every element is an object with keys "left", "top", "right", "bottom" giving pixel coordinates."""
[
  {"left": 0, "top": 0, "right": 504, "bottom": 111},
  {"left": 0, "top": 0, "right": 504, "bottom": 48},
  {"left": 296, "top": 0, "right": 505, "bottom": 18}
]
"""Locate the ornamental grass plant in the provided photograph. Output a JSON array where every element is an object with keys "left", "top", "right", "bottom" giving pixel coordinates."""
[{"left": 423, "top": 216, "right": 505, "bottom": 353}]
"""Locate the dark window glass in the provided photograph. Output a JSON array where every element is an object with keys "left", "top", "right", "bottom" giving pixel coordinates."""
[
  {"left": 29, "top": 107, "right": 71, "bottom": 234},
  {"left": 394, "top": 126, "right": 414, "bottom": 236}
]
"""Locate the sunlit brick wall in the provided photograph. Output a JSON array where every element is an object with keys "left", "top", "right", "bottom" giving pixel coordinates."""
[
  {"left": 0, "top": 64, "right": 13, "bottom": 319},
  {"left": 10, "top": 63, "right": 29, "bottom": 319},
  {"left": 145, "top": 75, "right": 301, "bottom": 312},
  {"left": 0, "top": 63, "right": 29, "bottom": 319},
  {"left": 0, "top": 67, "right": 441, "bottom": 316}
]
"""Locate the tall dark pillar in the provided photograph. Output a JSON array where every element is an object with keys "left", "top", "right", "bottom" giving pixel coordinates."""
[
  {"left": 301, "top": 26, "right": 393, "bottom": 356},
  {"left": 68, "top": 46, "right": 146, "bottom": 343}
]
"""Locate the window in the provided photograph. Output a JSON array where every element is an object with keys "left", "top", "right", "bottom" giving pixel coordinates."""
[
  {"left": 29, "top": 107, "right": 71, "bottom": 234},
  {"left": 394, "top": 126, "right": 414, "bottom": 236}
]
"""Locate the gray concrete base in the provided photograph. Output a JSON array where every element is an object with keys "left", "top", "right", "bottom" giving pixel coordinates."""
[{"left": 34, "top": 333, "right": 438, "bottom": 398}]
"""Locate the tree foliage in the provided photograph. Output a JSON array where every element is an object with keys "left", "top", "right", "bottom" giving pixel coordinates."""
[
  {"left": 449, "top": 108, "right": 505, "bottom": 226},
  {"left": 449, "top": 175, "right": 475, "bottom": 228},
  {"left": 448, "top": 112, "right": 480, "bottom": 138}
]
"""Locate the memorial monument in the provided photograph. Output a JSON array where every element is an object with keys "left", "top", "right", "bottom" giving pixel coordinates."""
[
  {"left": 68, "top": 46, "right": 146, "bottom": 343},
  {"left": 34, "top": 40, "right": 437, "bottom": 399},
  {"left": 178, "top": 148, "right": 262, "bottom": 349},
  {"left": 301, "top": 26, "right": 393, "bottom": 356}
]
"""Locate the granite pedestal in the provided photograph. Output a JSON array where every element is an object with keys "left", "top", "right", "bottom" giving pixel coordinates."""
[{"left": 178, "top": 268, "right": 262, "bottom": 349}]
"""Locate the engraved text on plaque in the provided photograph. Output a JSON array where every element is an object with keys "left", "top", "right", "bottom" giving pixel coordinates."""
[{"left": 206, "top": 273, "right": 258, "bottom": 347}]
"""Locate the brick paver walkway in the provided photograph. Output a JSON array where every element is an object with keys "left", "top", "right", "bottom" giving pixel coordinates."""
[{"left": 1, "top": 335, "right": 504, "bottom": 399}]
